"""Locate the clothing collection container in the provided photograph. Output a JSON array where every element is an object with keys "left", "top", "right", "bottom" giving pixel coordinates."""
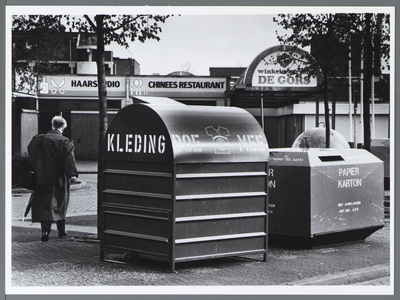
[{"left": 100, "top": 103, "right": 269, "bottom": 272}]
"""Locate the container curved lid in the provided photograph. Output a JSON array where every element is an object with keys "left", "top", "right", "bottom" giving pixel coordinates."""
[
  {"left": 292, "top": 127, "right": 350, "bottom": 149},
  {"left": 104, "top": 104, "right": 269, "bottom": 163}
]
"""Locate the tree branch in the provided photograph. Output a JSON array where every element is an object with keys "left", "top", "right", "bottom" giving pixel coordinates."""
[
  {"left": 104, "top": 14, "right": 146, "bottom": 34},
  {"left": 84, "top": 15, "right": 97, "bottom": 31}
]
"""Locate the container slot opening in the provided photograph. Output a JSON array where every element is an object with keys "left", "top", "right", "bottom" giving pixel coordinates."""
[{"left": 318, "top": 155, "right": 344, "bottom": 162}]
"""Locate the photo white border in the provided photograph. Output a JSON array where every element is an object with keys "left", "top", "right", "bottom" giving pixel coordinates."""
[{"left": 4, "top": 4, "right": 396, "bottom": 296}]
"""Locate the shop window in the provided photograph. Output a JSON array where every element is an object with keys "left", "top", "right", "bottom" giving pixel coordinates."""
[{"left": 107, "top": 100, "right": 121, "bottom": 109}]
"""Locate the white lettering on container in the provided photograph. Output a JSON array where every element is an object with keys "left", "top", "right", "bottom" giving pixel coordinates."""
[
  {"left": 237, "top": 135, "right": 266, "bottom": 151},
  {"left": 125, "top": 134, "right": 133, "bottom": 153},
  {"left": 134, "top": 134, "right": 142, "bottom": 153},
  {"left": 338, "top": 167, "right": 360, "bottom": 176},
  {"left": 338, "top": 167, "right": 362, "bottom": 188},
  {"left": 107, "top": 133, "right": 166, "bottom": 154},
  {"left": 268, "top": 168, "right": 275, "bottom": 188},
  {"left": 107, "top": 134, "right": 115, "bottom": 152},
  {"left": 171, "top": 134, "right": 202, "bottom": 152},
  {"left": 338, "top": 178, "right": 362, "bottom": 188},
  {"left": 158, "top": 136, "right": 166, "bottom": 154}
]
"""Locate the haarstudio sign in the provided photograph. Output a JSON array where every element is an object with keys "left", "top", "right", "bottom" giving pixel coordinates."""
[{"left": 38, "top": 75, "right": 126, "bottom": 97}]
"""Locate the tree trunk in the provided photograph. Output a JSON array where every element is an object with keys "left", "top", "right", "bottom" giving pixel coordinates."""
[
  {"left": 323, "top": 75, "right": 330, "bottom": 148},
  {"left": 363, "top": 13, "right": 372, "bottom": 151},
  {"left": 95, "top": 15, "right": 108, "bottom": 237}
]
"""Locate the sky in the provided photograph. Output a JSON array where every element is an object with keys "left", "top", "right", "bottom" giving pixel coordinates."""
[
  {"left": 108, "top": 13, "right": 282, "bottom": 76},
  {"left": 7, "top": 5, "right": 393, "bottom": 77}
]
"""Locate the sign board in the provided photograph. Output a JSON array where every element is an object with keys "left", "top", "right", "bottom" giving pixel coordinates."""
[
  {"left": 38, "top": 75, "right": 126, "bottom": 97},
  {"left": 129, "top": 77, "right": 226, "bottom": 98},
  {"left": 252, "top": 51, "right": 318, "bottom": 88},
  {"left": 37, "top": 75, "right": 227, "bottom": 99}
]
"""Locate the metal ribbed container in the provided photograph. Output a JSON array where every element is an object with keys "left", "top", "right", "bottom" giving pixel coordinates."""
[{"left": 100, "top": 103, "right": 269, "bottom": 272}]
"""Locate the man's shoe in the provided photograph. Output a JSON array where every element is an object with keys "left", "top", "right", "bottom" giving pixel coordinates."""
[
  {"left": 41, "top": 232, "right": 49, "bottom": 242},
  {"left": 58, "top": 231, "right": 67, "bottom": 238}
]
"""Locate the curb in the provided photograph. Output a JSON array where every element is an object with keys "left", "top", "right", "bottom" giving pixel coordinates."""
[{"left": 285, "top": 264, "right": 390, "bottom": 285}]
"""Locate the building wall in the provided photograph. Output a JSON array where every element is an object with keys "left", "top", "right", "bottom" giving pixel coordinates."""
[
  {"left": 247, "top": 112, "right": 304, "bottom": 148},
  {"left": 246, "top": 100, "right": 389, "bottom": 148},
  {"left": 114, "top": 58, "right": 140, "bottom": 76},
  {"left": 304, "top": 102, "right": 390, "bottom": 146},
  {"left": 20, "top": 109, "right": 39, "bottom": 155},
  {"left": 374, "top": 115, "right": 390, "bottom": 139}
]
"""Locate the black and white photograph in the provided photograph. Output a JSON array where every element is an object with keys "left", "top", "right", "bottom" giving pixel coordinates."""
[{"left": 4, "top": 3, "right": 395, "bottom": 297}]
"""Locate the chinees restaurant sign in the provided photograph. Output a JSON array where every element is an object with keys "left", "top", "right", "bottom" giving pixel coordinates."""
[{"left": 129, "top": 77, "right": 226, "bottom": 98}]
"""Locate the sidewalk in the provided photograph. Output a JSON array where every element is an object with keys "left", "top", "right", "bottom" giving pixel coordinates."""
[
  {"left": 10, "top": 160, "right": 392, "bottom": 289},
  {"left": 11, "top": 161, "right": 99, "bottom": 234}
]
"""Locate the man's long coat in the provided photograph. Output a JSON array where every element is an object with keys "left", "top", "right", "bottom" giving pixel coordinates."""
[{"left": 27, "top": 130, "right": 78, "bottom": 222}]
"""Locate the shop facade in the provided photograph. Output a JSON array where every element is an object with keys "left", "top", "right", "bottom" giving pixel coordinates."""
[
  {"left": 29, "top": 75, "right": 227, "bottom": 159},
  {"left": 227, "top": 45, "right": 390, "bottom": 149},
  {"left": 13, "top": 45, "right": 390, "bottom": 160}
]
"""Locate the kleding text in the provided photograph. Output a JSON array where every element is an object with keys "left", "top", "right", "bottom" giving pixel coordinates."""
[{"left": 107, "top": 133, "right": 166, "bottom": 154}]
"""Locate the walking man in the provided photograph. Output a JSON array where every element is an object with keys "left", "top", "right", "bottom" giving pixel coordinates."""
[{"left": 27, "top": 115, "right": 78, "bottom": 242}]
